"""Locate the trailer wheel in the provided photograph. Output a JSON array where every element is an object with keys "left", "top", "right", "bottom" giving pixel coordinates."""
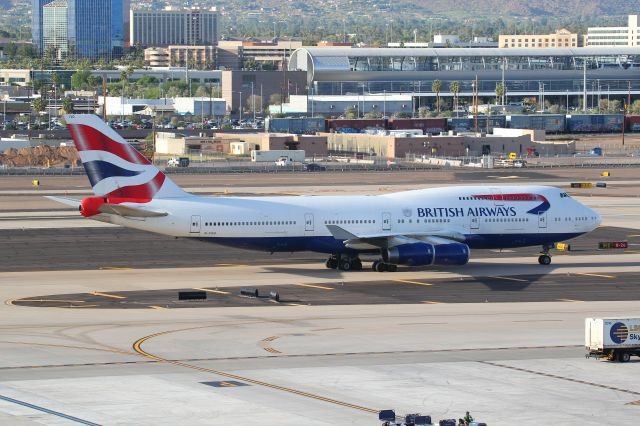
[{"left": 618, "top": 352, "right": 631, "bottom": 363}]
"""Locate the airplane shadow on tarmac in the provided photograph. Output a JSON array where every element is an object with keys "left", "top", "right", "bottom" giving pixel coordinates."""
[{"left": 263, "top": 260, "right": 640, "bottom": 292}]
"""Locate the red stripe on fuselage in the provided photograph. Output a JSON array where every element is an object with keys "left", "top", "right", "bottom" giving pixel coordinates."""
[
  {"left": 68, "top": 123, "right": 150, "bottom": 165},
  {"left": 473, "top": 193, "right": 547, "bottom": 202}
]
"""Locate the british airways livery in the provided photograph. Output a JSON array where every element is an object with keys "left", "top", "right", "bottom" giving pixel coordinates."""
[{"left": 49, "top": 114, "right": 602, "bottom": 272}]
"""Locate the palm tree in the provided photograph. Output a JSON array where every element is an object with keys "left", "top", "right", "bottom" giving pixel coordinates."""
[
  {"left": 449, "top": 81, "right": 460, "bottom": 116},
  {"left": 495, "top": 83, "right": 506, "bottom": 106},
  {"left": 62, "top": 97, "right": 74, "bottom": 114},
  {"left": 431, "top": 80, "right": 442, "bottom": 113}
]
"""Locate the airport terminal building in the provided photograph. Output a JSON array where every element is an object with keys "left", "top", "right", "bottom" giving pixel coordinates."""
[{"left": 288, "top": 47, "right": 640, "bottom": 114}]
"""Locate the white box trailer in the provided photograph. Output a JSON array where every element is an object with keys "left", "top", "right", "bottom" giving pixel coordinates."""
[
  {"left": 250, "top": 150, "right": 305, "bottom": 163},
  {"left": 585, "top": 317, "right": 640, "bottom": 362}
]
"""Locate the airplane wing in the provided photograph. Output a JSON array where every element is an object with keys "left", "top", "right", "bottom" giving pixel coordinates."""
[
  {"left": 97, "top": 203, "right": 168, "bottom": 218},
  {"left": 45, "top": 195, "right": 81, "bottom": 209},
  {"left": 325, "top": 224, "right": 465, "bottom": 250},
  {"left": 46, "top": 196, "right": 167, "bottom": 218}
]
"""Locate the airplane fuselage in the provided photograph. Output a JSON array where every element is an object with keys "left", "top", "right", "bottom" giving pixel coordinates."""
[{"left": 99, "top": 185, "right": 600, "bottom": 255}]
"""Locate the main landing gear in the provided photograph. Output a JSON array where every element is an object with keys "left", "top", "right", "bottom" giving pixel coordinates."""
[
  {"left": 538, "top": 244, "right": 553, "bottom": 265},
  {"left": 325, "top": 254, "right": 362, "bottom": 271},
  {"left": 371, "top": 260, "right": 398, "bottom": 272}
]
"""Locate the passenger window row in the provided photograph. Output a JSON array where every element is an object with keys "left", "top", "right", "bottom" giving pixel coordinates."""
[
  {"left": 324, "top": 219, "right": 375, "bottom": 225},
  {"left": 485, "top": 217, "right": 529, "bottom": 223},
  {"left": 203, "top": 221, "right": 297, "bottom": 227}
]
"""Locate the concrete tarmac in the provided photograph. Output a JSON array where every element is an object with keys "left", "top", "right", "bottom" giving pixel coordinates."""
[{"left": 2, "top": 176, "right": 640, "bottom": 425}]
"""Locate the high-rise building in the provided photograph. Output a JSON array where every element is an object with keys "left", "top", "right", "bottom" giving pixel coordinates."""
[
  {"left": 42, "top": 0, "right": 69, "bottom": 60},
  {"left": 130, "top": 8, "right": 217, "bottom": 48},
  {"left": 586, "top": 15, "right": 640, "bottom": 47},
  {"left": 33, "top": 0, "right": 128, "bottom": 59},
  {"left": 32, "top": 0, "right": 55, "bottom": 52}
]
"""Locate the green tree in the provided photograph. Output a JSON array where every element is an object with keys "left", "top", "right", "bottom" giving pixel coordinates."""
[
  {"left": 431, "top": 80, "right": 442, "bottom": 113},
  {"left": 61, "top": 97, "right": 74, "bottom": 114},
  {"left": 344, "top": 106, "right": 357, "bottom": 119},
  {"left": 71, "top": 70, "right": 92, "bottom": 90},
  {"left": 364, "top": 111, "right": 383, "bottom": 118},
  {"left": 32, "top": 97, "right": 46, "bottom": 115},
  {"left": 449, "top": 81, "right": 460, "bottom": 114},
  {"left": 495, "top": 83, "right": 506, "bottom": 105}
]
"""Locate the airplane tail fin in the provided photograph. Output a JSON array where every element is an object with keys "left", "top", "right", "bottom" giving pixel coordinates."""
[{"left": 65, "top": 114, "right": 189, "bottom": 200}]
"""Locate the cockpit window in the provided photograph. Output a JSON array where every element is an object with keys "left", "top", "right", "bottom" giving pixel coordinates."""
[{"left": 560, "top": 192, "right": 570, "bottom": 198}]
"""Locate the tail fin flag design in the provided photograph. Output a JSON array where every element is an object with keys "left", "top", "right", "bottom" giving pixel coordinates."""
[{"left": 65, "top": 114, "right": 189, "bottom": 200}]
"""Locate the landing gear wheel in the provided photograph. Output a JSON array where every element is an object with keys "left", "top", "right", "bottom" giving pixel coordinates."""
[
  {"left": 352, "top": 259, "right": 363, "bottom": 271},
  {"left": 326, "top": 258, "right": 338, "bottom": 269},
  {"left": 618, "top": 351, "right": 631, "bottom": 363},
  {"left": 339, "top": 259, "right": 352, "bottom": 271},
  {"left": 386, "top": 264, "right": 398, "bottom": 272},
  {"left": 538, "top": 254, "right": 552, "bottom": 265},
  {"left": 374, "top": 262, "right": 387, "bottom": 272},
  {"left": 372, "top": 260, "right": 380, "bottom": 271}
]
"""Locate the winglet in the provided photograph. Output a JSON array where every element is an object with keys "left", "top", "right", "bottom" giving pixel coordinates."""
[{"left": 325, "top": 224, "right": 359, "bottom": 240}]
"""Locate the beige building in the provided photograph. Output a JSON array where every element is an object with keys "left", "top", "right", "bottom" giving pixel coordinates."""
[
  {"left": 217, "top": 39, "right": 302, "bottom": 70},
  {"left": 144, "top": 46, "right": 215, "bottom": 68},
  {"left": 586, "top": 15, "right": 640, "bottom": 47},
  {"left": 214, "top": 133, "right": 328, "bottom": 157},
  {"left": 499, "top": 29, "right": 579, "bottom": 48}
]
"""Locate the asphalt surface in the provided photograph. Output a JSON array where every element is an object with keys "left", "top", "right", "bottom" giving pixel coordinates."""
[
  {"left": 11, "top": 270, "right": 638, "bottom": 309},
  {"left": 0, "top": 226, "right": 634, "bottom": 272}
]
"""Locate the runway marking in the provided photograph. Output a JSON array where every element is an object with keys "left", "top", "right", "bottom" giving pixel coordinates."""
[
  {"left": 480, "top": 361, "right": 640, "bottom": 397},
  {"left": 0, "top": 395, "right": 100, "bottom": 426},
  {"left": 260, "top": 336, "right": 282, "bottom": 354},
  {"left": 215, "top": 263, "right": 248, "bottom": 267},
  {"left": 19, "top": 299, "right": 86, "bottom": 303},
  {"left": 91, "top": 291, "right": 126, "bottom": 299},
  {"left": 148, "top": 305, "right": 166, "bottom": 310},
  {"left": 133, "top": 329, "right": 384, "bottom": 417},
  {"left": 393, "top": 279, "right": 433, "bottom": 286},
  {"left": 99, "top": 267, "right": 133, "bottom": 270},
  {"left": 65, "top": 304, "right": 99, "bottom": 308},
  {"left": 574, "top": 272, "right": 616, "bottom": 279},
  {"left": 0, "top": 340, "right": 135, "bottom": 356},
  {"left": 557, "top": 299, "right": 583, "bottom": 303},
  {"left": 202, "top": 380, "right": 249, "bottom": 388},
  {"left": 422, "top": 300, "right": 446, "bottom": 304},
  {"left": 490, "top": 276, "right": 529, "bottom": 283},
  {"left": 293, "top": 283, "right": 334, "bottom": 290},
  {"left": 193, "top": 287, "right": 231, "bottom": 295}
]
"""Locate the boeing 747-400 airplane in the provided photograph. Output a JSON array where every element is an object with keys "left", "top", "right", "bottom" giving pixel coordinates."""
[{"left": 49, "top": 114, "right": 602, "bottom": 272}]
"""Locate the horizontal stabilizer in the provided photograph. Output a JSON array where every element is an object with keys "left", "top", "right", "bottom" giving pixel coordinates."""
[
  {"left": 97, "top": 203, "right": 168, "bottom": 218},
  {"left": 45, "top": 196, "right": 81, "bottom": 208}
]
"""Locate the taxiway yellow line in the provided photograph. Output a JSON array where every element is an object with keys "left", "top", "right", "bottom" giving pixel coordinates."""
[
  {"left": 557, "top": 299, "right": 583, "bottom": 303},
  {"left": 215, "top": 263, "right": 248, "bottom": 267},
  {"left": 132, "top": 330, "right": 382, "bottom": 415},
  {"left": 574, "top": 272, "right": 616, "bottom": 279},
  {"left": 193, "top": 287, "right": 230, "bottom": 295},
  {"left": 422, "top": 300, "right": 446, "bottom": 304},
  {"left": 490, "top": 276, "right": 529, "bottom": 283},
  {"left": 91, "top": 291, "right": 126, "bottom": 299},
  {"left": 393, "top": 279, "right": 433, "bottom": 286},
  {"left": 293, "top": 283, "right": 334, "bottom": 290},
  {"left": 148, "top": 305, "right": 166, "bottom": 310},
  {"left": 19, "top": 299, "right": 86, "bottom": 303},
  {"left": 99, "top": 267, "right": 133, "bottom": 270}
]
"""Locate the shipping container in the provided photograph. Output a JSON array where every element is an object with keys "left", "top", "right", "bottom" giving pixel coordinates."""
[
  {"left": 566, "top": 114, "right": 624, "bottom": 133},
  {"left": 326, "top": 119, "right": 387, "bottom": 133},
  {"left": 507, "top": 115, "right": 566, "bottom": 133},
  {"left": 585, "top": 317, "right": 640, "bottom": 362},
  {"left": 626, "top": 115, "right": 640, "bottom": 132},
  {"left": 388, "top": 118, "right": 447, "bottom": 134},
  {"left": 266, "top": 118, "right": 325, "bottom": 134}
]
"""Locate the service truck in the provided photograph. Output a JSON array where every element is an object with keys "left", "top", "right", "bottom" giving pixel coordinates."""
[
  {"left": 250, "top": 150, "right": 305, "bottom": 163},
  {"left": 585, "top": 317, "right": 640, "bottom": 362}
]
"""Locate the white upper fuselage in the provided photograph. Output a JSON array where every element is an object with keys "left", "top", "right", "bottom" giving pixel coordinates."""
[{"left": 98, "top": 185, "right": 601, "bottom": 254}]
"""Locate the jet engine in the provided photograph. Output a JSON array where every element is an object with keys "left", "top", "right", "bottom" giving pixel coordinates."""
[{"left": 384, "top": 242, "right": 470, "bottom": 266}]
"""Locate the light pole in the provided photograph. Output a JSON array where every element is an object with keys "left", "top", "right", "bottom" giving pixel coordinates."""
[
  {"left": 383, "top": 89, "right": 386, "bottom": 118},
  {"left": 251, "top": 82, "right": 255, "bottom": 123}
]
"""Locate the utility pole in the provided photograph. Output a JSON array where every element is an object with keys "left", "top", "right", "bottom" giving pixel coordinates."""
[
  {"left": 623, "top": 80, "right": 631, "bottom": 146},
  {"left": 474, "top": 74, "right": 479, "bottom": 133},
  {"left": 583, "top": 57, "right": 587, "bottom": 112}
]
